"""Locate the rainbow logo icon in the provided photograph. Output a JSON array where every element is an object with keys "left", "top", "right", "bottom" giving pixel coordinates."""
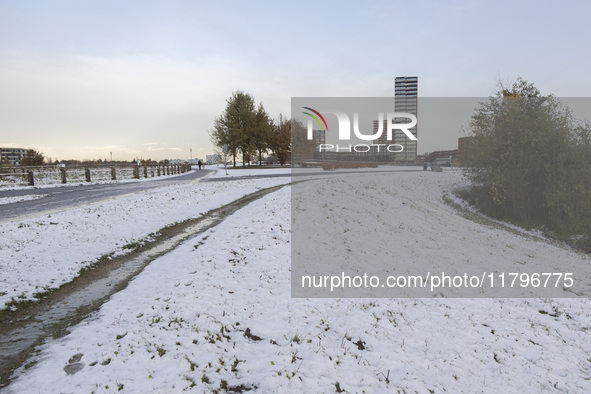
[{"left": 302, "top": 107, "right": 329, "bottom": 131}]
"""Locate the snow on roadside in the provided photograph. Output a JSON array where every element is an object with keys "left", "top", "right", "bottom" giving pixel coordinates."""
[
  {"left": 206, "top": 163, "right": 429, "bottom": 180},
  {"left": 0, "top": 176, "right": 289, "bottom": 309},
  {"left": 207, "top": 165, "right": 291, "bottom": 179},
  {"left": 6, "top": 181, "right": 591, "bottom": 393},
  {"left": 0, "top": 194, "right": 49, "bottom": 206}
]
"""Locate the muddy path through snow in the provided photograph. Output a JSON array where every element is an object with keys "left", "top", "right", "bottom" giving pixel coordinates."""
[{"left": 0, "top": 182, "right": 291, "bottom": 388}]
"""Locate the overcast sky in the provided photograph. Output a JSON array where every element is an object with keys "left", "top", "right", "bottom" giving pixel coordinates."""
[{"left": 1, "top": 0, "right": 590, "bottom": 161}]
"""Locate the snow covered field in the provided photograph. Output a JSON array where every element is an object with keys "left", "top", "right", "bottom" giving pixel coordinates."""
[
  {"left": 207, "top": 165, "right": 291, "bottom": 179},
  {"left": 292, "top": 170, "right": 591, "bottom": 298},
  {"left": 4, "top": 171, "right": 591, "bottom": 393},
  {"left": 0, "top": 173, "right": 290, "bottom": 309}
]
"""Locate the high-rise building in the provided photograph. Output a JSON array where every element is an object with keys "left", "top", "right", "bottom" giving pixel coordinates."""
[
  {"left": 394, "top": 76, "right": 418, "bottom": 161},
  {"left": 371, "top": 76, "right": 418, "bottom": 163},
  {"left": 314, "top": 129, "right": 326, "bottom": 146}
]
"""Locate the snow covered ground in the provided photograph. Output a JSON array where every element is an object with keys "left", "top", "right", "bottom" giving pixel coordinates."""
[
  {"left": 0, "top": 173, "right": 290, "bottom": 309},
  {"left": 291, "top": 170, "right": 591, "bottom": 298},
  {"left": 207, "top": 163, "right": 425, "bottom": 180},
  {"left": 206, "top": 165, "right": 291, "bottom": 179},
  {"left": 5, "top": 170, "right": 591, "bottom": 393}
]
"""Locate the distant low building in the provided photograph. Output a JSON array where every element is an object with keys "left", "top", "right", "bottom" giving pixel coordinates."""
[
  {"left": 427, "top": 149, "right": 457, "bottom": 166},
  {"left": 206, "top": 154, "right": 222, "bottom": 164},
  {"left": 0, "top": 147, "right": 27, "bottom": 165},
  {"left": 416, "top": 154, "right": 427, "bottom": 163}
]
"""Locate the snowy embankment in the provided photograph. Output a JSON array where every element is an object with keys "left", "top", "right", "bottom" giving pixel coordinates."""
[
  {"left": 0, "top": 171, "right": 290, "bottom": 309},
  {"left": 6, "top": 171, "right": 591, "bottom": 393},
  {"left": 206, "top": 164, "right": 291, "bottom": 179}
]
